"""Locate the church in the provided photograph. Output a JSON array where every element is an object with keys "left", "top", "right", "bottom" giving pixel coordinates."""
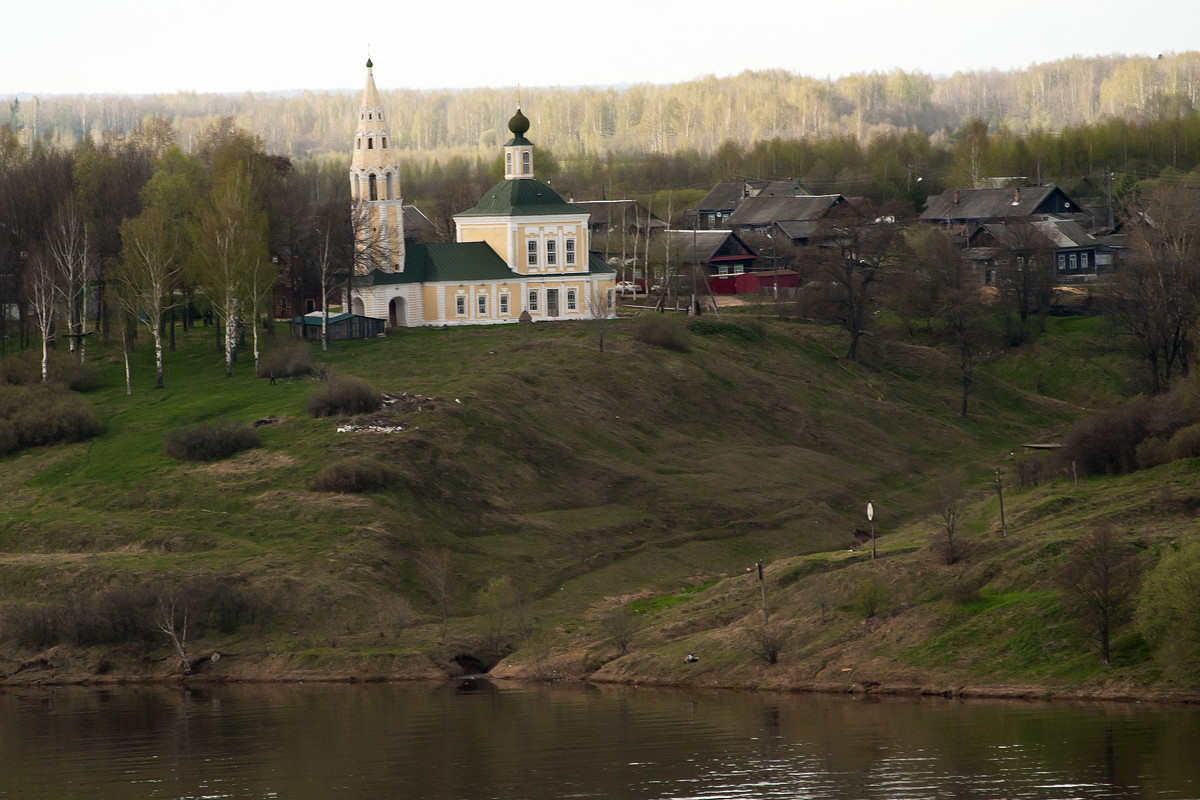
[{"left": 346, "top": 59, "right": 616, "bottom": 327}]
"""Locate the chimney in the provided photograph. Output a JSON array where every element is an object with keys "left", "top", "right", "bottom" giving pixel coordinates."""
[{"left": 953, "top": 190, "right": 960, "bottom": 205}]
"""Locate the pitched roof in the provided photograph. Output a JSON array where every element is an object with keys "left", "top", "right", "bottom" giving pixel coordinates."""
[
  {"left": 572, "top": 200, "right": 667, "bottom": 230},
  {"left": 588, "top": 252, "right": 616, "bottom": 274},
  {"left": 920, "top": 186, "right": 1079, "bottom": 222},
  {"left": 663, "top": 230, "right": 756, "bottom": 263},
  {"left": 728, "top": 194, "right": 844, "bottom": 226},
  {"left": 456, "top": 178, "right": 582, "bottom": 218},
  {"left": 358, "top": 242, "right": 515, "bottom": 285},
  {"left": 697, "top": 179, "right": 811, "bottom": 212}
]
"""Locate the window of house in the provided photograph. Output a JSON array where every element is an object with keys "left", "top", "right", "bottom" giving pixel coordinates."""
[
  {"left": 527, "top": 240, "right": 538, "bottom": 266},
  {"left": 1057, "top": 253, "right": 1066, "bottom": 272},
  {"left": 455, "top": 296, "right": 466, "bottom": 316},
  {"left": 506, "top": 153, "right": 512, "bottom": 174},
  {"left": 567, "top": 289, "right": 577, "bottom": 311},
  {"left": 500, "top": 295, "right": 509, "bottom": 314},
  {"left": 1081, "top": 252, "right": 1089, "bottom": 270},
  {"left": 1069, "top": 253, "right": 1078, "bottom": 270},
  {"left": 522, "top": 151, "right": 531, "bottom": 174},
  {"left": 546, "top": 240, "right": 557, "bottom": 266},
  {"left": 528, "top": 290, "right": 538, "bottom": 311},
  {"left": 565, "top": 238, "right": 576, "bottom": 265},
  {"left": 1016, "top": 255, "right": 1025, "bottom": 271},
  {"left": 478, "top": 295, "right": 487, "bottom": 315}
]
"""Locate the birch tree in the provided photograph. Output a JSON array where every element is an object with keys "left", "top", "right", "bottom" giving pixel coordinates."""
[
  {"left": 23, "top": 248, "right": 58, "bottom": 382},
  {"left": 195, "top": 169, "right": 267, "bottom": 378},
  {"left": 46, "top": 196, "right": 92, "bottom": 361},
  {"left": 115, "top": 205, "right": 186, "bottom": 388}
]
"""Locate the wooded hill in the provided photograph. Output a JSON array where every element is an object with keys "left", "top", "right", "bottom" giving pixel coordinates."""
[{"left": 9, "top": 52, "right": 1200, "bottom": 165}]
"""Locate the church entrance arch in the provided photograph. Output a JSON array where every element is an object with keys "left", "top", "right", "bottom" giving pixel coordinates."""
[{"left": 389, "top": 297, "right": 407, "bottom": 327}]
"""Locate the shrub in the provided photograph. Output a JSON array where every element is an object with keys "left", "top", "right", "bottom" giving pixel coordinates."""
[
  {"left": 314, "top": 456, "right": 391, "bottom": 493},
  {"left": 306, "top": 374, "right": 383, "bottom": 417},
  {"left": 49, "top": 357, "right": 101, "bottom": 391},
  {"left": 260, "top": 341, "right": 314, "bottom": 379},
  {"left": 0, "top": 385, "right": 103, "bottom": 456},
  {"left": 1060, "top": 397, "right": 1154, "bottom": 476},
  {"left": 632, "top": 314, "right": 690, "bottom": 352},
  {"left": 164, "top": 418, "right": 261, "bottom": 461},
  {"left": 1168, "top": 423, "right": 1200, "bottom": 461},
  {"left": 746, "top": 623, "right": 789, "bottom": 664},
  {"left": 1135, "top": 436, "right": 1172, "bottom": 471},
  {"left": 852, "top": 577, "right": 890, "bottom": 619}
]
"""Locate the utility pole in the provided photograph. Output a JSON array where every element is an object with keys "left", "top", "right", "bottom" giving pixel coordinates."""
[
  {"left": 996, "top": 467, "right": 1007, "bottom": 539},
  {"left": 757, "top": 560, "right": 767, "bottom": 624}
]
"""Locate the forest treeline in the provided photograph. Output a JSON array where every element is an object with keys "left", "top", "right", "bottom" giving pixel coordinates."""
[{"left": 8, "top": 52, "right": 1200, "bottom": 164}]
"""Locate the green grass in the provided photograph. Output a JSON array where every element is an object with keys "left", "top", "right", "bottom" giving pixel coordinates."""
[{"left": 0, "top": 311, "right": 1186, "bottom": 689}]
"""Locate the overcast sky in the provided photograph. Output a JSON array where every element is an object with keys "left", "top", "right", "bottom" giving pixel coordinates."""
[{"left": 3, "top": 0, "right": 1197, "bottom": 96}]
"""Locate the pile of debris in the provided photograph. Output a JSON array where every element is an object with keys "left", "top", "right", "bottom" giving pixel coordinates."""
[{"left": 335, "top": 392, "right": 441, "bottom": 434}]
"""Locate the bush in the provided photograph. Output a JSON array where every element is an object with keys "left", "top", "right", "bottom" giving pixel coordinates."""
[
  {"left": 49, "top": 357, "right": 101, "bottom": 391},
  {"left": 260, "top": 341, "right": 314, "bottom": 379},
  {"left": 852, "top": 577, "right": 890, "bottom": 619},
  {"left": 0, "top": 385, "right": 103, "bottom": 456},
  {"left": 306, "top": 374, "right": 383, "bottom": 417},
  {"left": 314, "top": 456, "right": 391, "bottom": 493},
  {"left": 632, "top": 314, "right": 691, "bottom": 352},
  {"left": 164, "top": 418, "right": 261, "bottom": 461},
  {"left": 1061, "top": 397, "right": 1155, "bottom": 476},
  {"left": 1168, "top": 423, "right": 1200, "bottom": 461}
]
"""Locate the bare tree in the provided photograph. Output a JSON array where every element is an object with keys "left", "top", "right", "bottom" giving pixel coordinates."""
[
  {"left": 23, "top": 247, "right": 58, "bottom": 382},
  {"left": 1057, "top": 525, "right": 1143, "bottom": 665},
  {"left": 599, "top": 605, "right": 639, "bottom": 655},
  {"left": 746, "top": 623, "right": 789, "bottom": 665},
  {"left": 935, "top": 474, "right": 965, "bottom": 565},
  {"left": 46, "top": 196, "right": 92, "bottom": 361},
  {"left": 155, "top": 597, "right": 191, "bottom": 675},
  {"left": 800, "top": 200, "right": 905, "bottom": 360},
  {"left": 414, "top": 546, "right": 455, "bottom": 639}
]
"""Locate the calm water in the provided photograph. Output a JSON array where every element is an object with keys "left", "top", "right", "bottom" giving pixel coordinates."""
[{"left": 0, "top": 681, "right": 1197, "bottom": 799}]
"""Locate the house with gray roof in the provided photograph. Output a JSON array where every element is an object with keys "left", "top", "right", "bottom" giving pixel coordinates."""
[
  {"left": 695, "top": 179, "right": 811, "bottom": 230},
  {"left": 920, "top": 186, "right": 1082, "bottom": 226}
]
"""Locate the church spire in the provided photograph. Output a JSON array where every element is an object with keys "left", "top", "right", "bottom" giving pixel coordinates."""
[{"left": 349, "top": 57, "right": 404, "bottom": 274}]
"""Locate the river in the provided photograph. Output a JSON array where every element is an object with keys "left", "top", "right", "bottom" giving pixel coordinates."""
[{"left": 1, "top": 681, "right": 1196, "bottom": 799}]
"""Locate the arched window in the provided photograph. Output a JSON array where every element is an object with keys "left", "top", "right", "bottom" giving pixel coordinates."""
[
  {"left": 522, "top": 151, "right": 531, "bottom": 174},
  {"left": 367, "top": 137, "right": 374, "bottom": 150},
  {"left": 382, "top": 136, "right": 388, "bottom": 149},
  {"left": 385, "top": 172, "right": 394, "bottom": 200},
  {"left": 505, "top": 152, "right": 512, "bottom": 174},
  {"left": 352, "top": 174, "right": 361, "bottom": 200},
  {"left": 567, "top": 290, "right": 577, "bottom": 311},
  {"left": 356, "top": 137, "right": 362, "bottom": 149},
  {"left": 369, "top": 174, "right": 378, "bottom": 201}
]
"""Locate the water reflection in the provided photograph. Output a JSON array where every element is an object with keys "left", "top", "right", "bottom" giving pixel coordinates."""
[{"left": 0, "top": 682, "right": 1195, "bottom": 799}]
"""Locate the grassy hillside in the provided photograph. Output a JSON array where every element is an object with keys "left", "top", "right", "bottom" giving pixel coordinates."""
[{"left": 0, "top": 308, "right": 1190, "bottom": 694}]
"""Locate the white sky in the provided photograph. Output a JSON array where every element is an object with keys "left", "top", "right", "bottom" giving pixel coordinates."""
[{"left": 3, "top": 0, "right": 1198, "bottom": 96}]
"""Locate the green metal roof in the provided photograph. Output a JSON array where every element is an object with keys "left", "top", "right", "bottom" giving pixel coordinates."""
[
  {"left": 456, "top": 179, "right": 583, "bottom": 218},
  {"left": 357, "top": 242, "right": 516, "bottom": 286},
  {"left": 588, "top": 252, "right": 616, "bottom": 274}
]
